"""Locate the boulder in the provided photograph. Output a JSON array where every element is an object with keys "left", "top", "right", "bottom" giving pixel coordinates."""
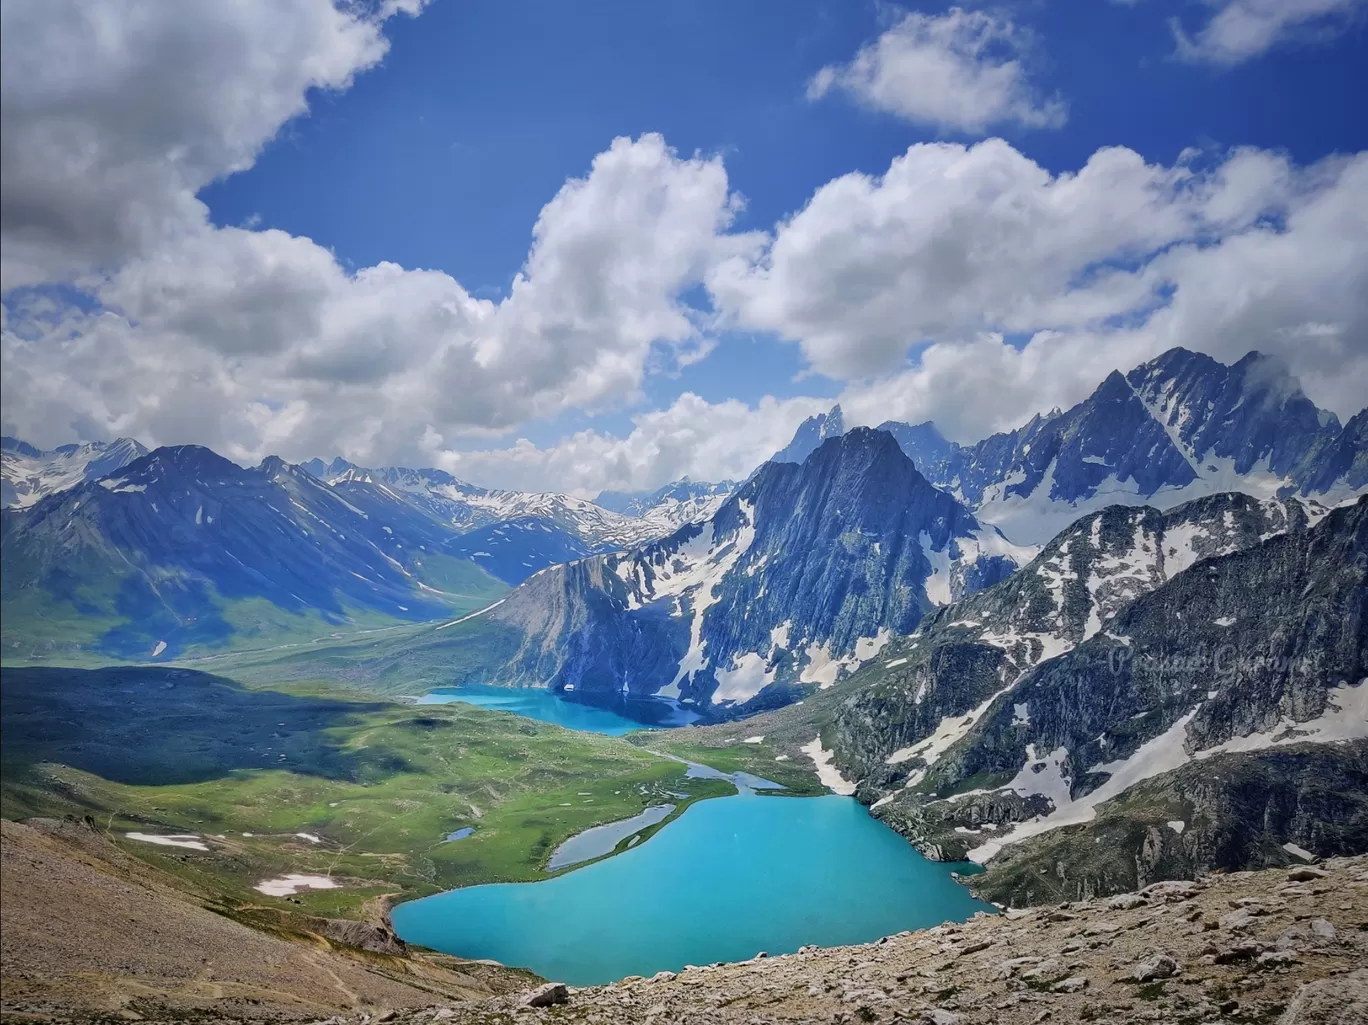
[{"left": 520, "top": 982, "right": 569, "bottom": 1008}]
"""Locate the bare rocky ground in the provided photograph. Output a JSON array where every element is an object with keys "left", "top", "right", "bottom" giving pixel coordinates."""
[
  {"left": 354, "top": 856, "right": 1368, "bottom": 1025},
  {"left": 0, "top": 818, "right": 536, "bottom": 1024},
  {"left": 3, "top": 820, "right": 1365, "bottom": 1025}
]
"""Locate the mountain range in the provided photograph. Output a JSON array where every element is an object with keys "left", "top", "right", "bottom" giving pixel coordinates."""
[
  {"left": 1, "top": 436, "right": 148, "bottom": 509},
  {"left": 775, "top": 348, "right": 1367, "bottom": 543},
  {"left": 2, "top": 348, "right": 1364, "bottom": 700}
]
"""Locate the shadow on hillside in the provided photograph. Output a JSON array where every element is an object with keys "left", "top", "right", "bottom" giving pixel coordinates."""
[{"left": 0, "top": 666, "right": 403, "bottom": 786}]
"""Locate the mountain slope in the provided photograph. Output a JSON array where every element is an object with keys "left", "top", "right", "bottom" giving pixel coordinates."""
[
  {"left": 1, "top": 436, "right": 148, "bottom": 509},
  {"left": 0, "top": 447, "right": 507, "bottom": 660},
  {"left": 470, "top": 428, "right": 1032, "bottom": 711},
  {"left": 859, "top": 495, "right": 1366, "bottom": 873}
]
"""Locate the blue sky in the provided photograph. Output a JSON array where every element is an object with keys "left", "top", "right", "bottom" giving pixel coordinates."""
[{"left": 3, "top": 0, "right": 1366, "bottom": 491}]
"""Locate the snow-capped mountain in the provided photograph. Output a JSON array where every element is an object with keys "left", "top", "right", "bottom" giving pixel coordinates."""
[
  {"left": 446, "top": 516, "right": 596, "bottom": 585},
  {"left": 861, "top": 495, "right": 1367, "bottom": 884},
  {"left": 772, "top": 349, "right": 1366, "bottom": 544},
  {"left": 2, "top": 436, "right": 148, "bottom": 509},
  {"left": 473, "top": 428, "right": 1035, "bottom": 710},
  {"left": 307, "top": 459, "right": 667, "bottom": 550},
  {"left": 594, "top": 478, "right": 736, "bottom": 534},
  {"left": 1, "top": 446, "right": 507, "bottom": 660},
  {"left": 815, "top": 491, "right": 1333, "bottom": 791},
  {"left": 771, "top": 404, "right": 846, "bottom": 465}
]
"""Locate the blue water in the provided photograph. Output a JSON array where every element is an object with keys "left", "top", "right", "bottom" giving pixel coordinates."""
[
  {"left": 392, "top": 793, "right": 992, "bottom": 985},
  {"left": 415, "top": 685, "right": 699, "bottom": 735}
]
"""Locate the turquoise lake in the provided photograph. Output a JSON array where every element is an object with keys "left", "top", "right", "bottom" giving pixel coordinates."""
[
  {"left": 415, "top": 684, "right": 700, "bottom": 734},
  {"left": 391, "top": 791, "right": 992, "bottom": 985}
]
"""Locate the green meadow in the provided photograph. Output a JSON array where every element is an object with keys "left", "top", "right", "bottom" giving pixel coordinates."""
[{"left": 0, "top": 665, "right": 732, "bottom": 918}]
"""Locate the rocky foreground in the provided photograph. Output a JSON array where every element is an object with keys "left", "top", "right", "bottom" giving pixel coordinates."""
[
  {"left": 3, "top": 833, "right": 1365, "bottom": 1025},
  {"left": 363, "top": 857, "right": 1368, "bottom": 1025}
]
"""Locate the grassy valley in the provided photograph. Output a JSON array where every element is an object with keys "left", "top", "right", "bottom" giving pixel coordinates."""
[{"left": 0, "top": 666, "right": 735, "bottom": 922}]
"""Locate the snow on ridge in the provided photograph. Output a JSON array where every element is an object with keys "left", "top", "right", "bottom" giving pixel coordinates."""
[{"left": 968, "top": 679, "right": 1368, "bottom": 864}]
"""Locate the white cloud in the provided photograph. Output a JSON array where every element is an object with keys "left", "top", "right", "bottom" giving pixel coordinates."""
[
  {"left": 807, "top": 8, "right": 1066, "bottom": 133},
  {"left": 2, "top": 134, "right": 754, "bottom": 465},
  {"left": 708, "top": 140, "right": 1368, "bottom": 435},
  {"left": 0, "top": 0, "right": 422, "bottom": 289},
  {"left": 1172, "top": 0, "right": 1365, "bottom": 65},
  {"left": 431, "top": 393, "right": 830, "bottom": 495}
]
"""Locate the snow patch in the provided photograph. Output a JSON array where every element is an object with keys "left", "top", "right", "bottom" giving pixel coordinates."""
[
  {"left": 126, "top": 833, "right": 207, "bottom": 851},
  {"left": 801, "top": 738, "right": 857, "bottom": 796},
  {"left": 254, "top": 874, "right": 340, "bottom": 897}
]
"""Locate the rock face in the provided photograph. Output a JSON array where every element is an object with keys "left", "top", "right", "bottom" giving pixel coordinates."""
[
  {"left": 846, "top": 496, "right": 1366, "bottom": 895},
  {"left": 651, "top": 493, "right": 1365, "bottom": 899},
  {"left": 346, "top": 855, "right": 1368, "bottom": 1025},
  {"left": 771, "top": 348, "right": 1366, "bottom": 544},
  {"left": 971, "top": 742, "right": 1368, "bottom": 907},
  {"left": 772, "top": 404, "right": 846, "bottom": 465},
  {"left": 821, "top": 491, "right": 1327, "bottom": 788},
  {"left": 483, "top": 429, "right": 1032, "bottom": 711}
]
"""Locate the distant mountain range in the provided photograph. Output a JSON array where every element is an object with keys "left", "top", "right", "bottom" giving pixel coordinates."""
[
  {"left": 773, "top": 348, "right": 1367, "bottom": 543},
  {"left": 594, "top": 479, "right": 737, "bottom": 535},
  {"left": 1, "top": 436, "right": 148, "bottom": 509},
  {"left": 0, "top": 445, "right": 735, "bottom": 661},
  {"left": 3, "top": 346, "right": 1363, "bottom": 681}
]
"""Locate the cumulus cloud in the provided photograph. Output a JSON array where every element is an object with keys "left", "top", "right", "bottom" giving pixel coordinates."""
[
  {"left": 0, "top": 0, "right": 419, "bottom": 288},
  {"left": 2, "top": 134, "right": 754, "bottom": 463},
  {"left": 807, "top": 8, "right": 1066, "bottom": 132},
  {"left": 431, "top": 393, "right": 832, "bottom": 496},
  {"left": 1171, "top": 0, "right": 1365, "bottom": 65},
  {"left": 708, "top": 140, "right": 1368, "bottom": 426}
]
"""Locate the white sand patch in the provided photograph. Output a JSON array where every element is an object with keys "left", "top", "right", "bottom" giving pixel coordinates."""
[
  {"left": 126, "top": 833, "right": 208, "bottom": 851},
  {"left": 800, "top": 738, "right": 857, "bottom": 796},
  {"left": 254, "top": 874, "right": 340, "bottom": 897}
]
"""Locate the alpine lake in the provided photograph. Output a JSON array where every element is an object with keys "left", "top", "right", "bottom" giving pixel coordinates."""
[{"left": 394, "top": 686, "right": 992, "bottom": 985}]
